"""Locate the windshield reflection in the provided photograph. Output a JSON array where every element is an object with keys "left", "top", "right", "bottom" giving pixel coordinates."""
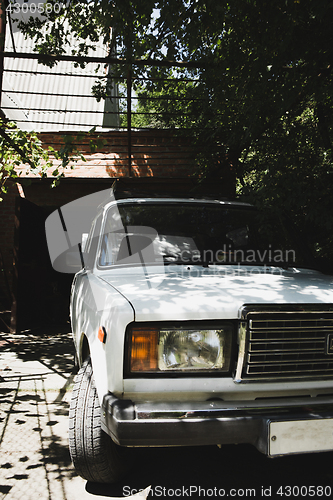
[{"left": 99, "top": 202, "right": 301, "bottom": 268}]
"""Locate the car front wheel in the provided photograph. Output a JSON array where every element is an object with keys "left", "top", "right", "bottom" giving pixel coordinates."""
[{"left": 68, "top": 358, "right": 130, "bottom": 483}]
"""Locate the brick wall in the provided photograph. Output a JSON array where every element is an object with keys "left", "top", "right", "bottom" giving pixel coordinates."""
[
  {"left": 16, "top": 130, "right": 197, "bottom": 179},
  {"left": 0, "top": 182, "right": 19, "bottom": 309}
]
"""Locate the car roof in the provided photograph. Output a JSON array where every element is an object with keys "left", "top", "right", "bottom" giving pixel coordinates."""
[{"left": 102, "top": 197, "right": 254, "bottom": 212}]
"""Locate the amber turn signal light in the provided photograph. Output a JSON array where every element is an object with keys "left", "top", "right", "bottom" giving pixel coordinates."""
[
  {"left": 98, "top": 326, "right": 107, "bottom": 344},
  {"left": 130, "top": 327, "right": 158, "bottom": 371}
]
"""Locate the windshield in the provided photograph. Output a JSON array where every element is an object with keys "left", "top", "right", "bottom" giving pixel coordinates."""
[{"left": 99, "top": 201, "right": 299, "bottom": 267}]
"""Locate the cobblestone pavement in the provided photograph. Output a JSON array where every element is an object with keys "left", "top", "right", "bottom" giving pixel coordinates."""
[{"left": 0, "top": 327, "right": 97, "bottom": 500}]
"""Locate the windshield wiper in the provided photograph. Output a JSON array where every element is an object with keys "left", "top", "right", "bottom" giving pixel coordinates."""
[
  {"left": 163, "top": 255, "right": 209, "bottom": 267},
  {"left": 213, "top": 260, "right": 292, "bottom": 269}
]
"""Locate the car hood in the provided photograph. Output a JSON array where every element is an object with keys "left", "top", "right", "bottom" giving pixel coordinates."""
[{"left": 98, "top": 265, "right": 333, "bottom": 321}]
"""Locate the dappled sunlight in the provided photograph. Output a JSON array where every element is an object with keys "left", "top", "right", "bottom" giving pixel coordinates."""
[
  {"left": 101, "top": 265, "right": 333, "bottom": 321},
  {"left": 0, "top": 329, "right": 82, "bottom": 499},
  {"left": 0, "top": 329, "right": 74, "bottom": 380},
  {"left": 0, "top": 376, "right": 77, "bottom": 500}
]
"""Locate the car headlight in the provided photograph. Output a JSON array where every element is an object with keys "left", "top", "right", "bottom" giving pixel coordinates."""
[{"left": 128, "top": 325, "right": 233, "bottom": 374}]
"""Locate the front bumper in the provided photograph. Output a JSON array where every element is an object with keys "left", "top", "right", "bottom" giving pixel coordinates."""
[{"left": 101, "top": 394, "right": 333, "bottom": 456}]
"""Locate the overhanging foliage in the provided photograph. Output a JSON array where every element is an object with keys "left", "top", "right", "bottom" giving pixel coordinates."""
[{"left": 4, "top": 0, "right": 333, "bottom": 259}]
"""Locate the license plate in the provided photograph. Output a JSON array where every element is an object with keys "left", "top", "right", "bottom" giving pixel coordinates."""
[{"left": 269, "top": 418, "right": 333, "bottom": 456}]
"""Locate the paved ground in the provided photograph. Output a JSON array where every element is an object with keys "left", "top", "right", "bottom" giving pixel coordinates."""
[
  {"left": 0, "top": 325, "right": 151, "bottom": 500},
  {"left": 0, "top": 325, "right": 91, "bottom": 500},
  {"left": 1, "top": 325, "right": 333, "bottom": 500}
]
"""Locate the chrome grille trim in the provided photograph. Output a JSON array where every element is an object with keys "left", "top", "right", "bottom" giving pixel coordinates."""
[{"left": 236, "top": 304, "right": 333, "bottom": 381}]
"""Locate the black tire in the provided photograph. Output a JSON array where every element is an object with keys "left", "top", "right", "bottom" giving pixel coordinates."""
[{"left": 68, "top": 358, "right": 130, "bottom": 483}]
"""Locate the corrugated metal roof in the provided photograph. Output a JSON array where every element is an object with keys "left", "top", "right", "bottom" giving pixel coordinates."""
[{"left": 2, "top": 4, "right": 119, "bottom": 131}]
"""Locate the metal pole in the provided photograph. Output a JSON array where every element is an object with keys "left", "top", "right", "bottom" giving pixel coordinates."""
[
  {"left": 127, "top": 69, "right": 132, "bottom": 176},
  {"left": 0, "top": 51, "right": 205, "bottom": 68},
  {"left": 0, "top": 1, "right": 7, "bottom": 113}
]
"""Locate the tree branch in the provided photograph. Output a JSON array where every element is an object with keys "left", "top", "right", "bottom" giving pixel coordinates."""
[{"left": 0, "top": 127, "right": 33, "bottom": 167}]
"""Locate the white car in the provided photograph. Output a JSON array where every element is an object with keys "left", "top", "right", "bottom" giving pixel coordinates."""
[{"left": 53, "top": 189, "right": 333, "bottom": 483}]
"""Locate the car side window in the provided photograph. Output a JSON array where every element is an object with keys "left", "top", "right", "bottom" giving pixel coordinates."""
[
  {"left": 85, "top": 214, "right": 102, "bottom": 269},
  {"left": 100, "top": 231, "right": 124, "bottom": 265}
]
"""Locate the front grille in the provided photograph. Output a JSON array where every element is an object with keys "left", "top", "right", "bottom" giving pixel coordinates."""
[{"left": 240, "top": 306, "right": 333, "bottom": 380}]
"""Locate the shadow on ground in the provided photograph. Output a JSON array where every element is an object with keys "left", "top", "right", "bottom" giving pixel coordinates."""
[
  {"left": 0, "top": 323, "right": 75, "bottom": 376},
  {"left": 86, "top": 444, "right": 333, "bottom": 499},
  {"left": 0, "top": 325, "right": 80, "bottom": 500}
]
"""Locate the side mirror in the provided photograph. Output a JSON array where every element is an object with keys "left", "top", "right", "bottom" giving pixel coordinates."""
[
  {"left": 50, "top": 245, "right": 86, "bottom": 273},
  {"left": 65, "top": 250, "right": 87, "bottom": 271}
]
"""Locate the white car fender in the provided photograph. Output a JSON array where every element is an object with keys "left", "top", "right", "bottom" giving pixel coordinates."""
[{"left": 72, "top": 272, "right": 134, "bottom": 403}]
